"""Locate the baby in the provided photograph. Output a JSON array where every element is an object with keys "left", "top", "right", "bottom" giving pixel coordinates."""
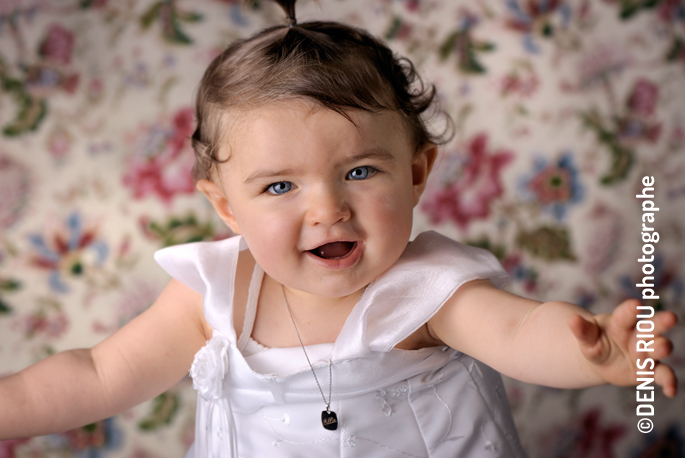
[{"left": 0, "top": 0, "right": 678, "bottom": 456}]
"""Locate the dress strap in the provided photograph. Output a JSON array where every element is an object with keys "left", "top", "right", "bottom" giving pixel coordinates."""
[{"left": 236, "top": 263, "right": 264, "bottom": 352}]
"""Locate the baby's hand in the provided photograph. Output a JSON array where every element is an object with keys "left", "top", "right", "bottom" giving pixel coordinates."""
[{"left": 568, "top": 299, "right": 679, "bottom": 397}]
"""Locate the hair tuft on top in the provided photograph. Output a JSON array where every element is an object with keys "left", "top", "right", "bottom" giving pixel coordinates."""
[
  {"left": 270, "top": 0, "right": 297, "bottom": 24},
  {"left": 191, "top": 0, "right": 453, "bottom": 181}
]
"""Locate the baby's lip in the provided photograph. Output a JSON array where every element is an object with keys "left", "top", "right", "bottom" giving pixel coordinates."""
[
  {"left": 304, "top": 238, "right": 358, "bottom": 252},
  {"left": 304, "top": 240, "right": 364, "bottom": 269}
]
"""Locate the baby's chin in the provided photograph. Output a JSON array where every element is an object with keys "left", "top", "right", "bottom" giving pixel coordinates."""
[{"left": 290, "top": 277, "right": 373, "bottom": 300}]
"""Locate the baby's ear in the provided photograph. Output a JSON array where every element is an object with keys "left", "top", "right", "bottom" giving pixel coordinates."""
[
  {"left": 411, "top": 143, "right": 438, "bottom": 206},
  {"left": 196, "top": 179, "right": 241, "bottom": 234}
]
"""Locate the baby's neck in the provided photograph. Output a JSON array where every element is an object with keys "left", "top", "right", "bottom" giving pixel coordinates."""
[{"left": 250, "top": 274, "right": 363, "bottom": 348}]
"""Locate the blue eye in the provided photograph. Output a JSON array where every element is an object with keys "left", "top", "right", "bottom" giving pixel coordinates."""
[
  {"left": 347, "top": 166, "right": 376, "bottom": 180},
  {"left": 266, "top": 181, "right": 292, "bottom": 195}
]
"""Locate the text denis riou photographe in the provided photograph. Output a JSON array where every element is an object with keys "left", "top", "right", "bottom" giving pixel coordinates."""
[{"left": 635, "top": 176, "right": 659, "bottom": 434}]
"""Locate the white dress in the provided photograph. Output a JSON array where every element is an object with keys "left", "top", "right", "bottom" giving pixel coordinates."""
[{"left": 154, "top": 231, "right": 528, "bottom": 458}]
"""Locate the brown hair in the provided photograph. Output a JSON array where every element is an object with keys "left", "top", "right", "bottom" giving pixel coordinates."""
[{"left": 191, "top": 0, "right": 452, "bottom": 181}]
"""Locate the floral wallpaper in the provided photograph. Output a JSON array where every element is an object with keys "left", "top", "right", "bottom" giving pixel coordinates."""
[{"left": 1, "top": 0, "right": 684, "bottom": 457}]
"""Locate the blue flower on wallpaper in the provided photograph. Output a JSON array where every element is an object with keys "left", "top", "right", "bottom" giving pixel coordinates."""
[
  {"left": 47, "top": 418, "right": 123, "bottom": 458},
  {"left": 504, "top": 0, "right": 572, "bottom": 53},
  {"left": 619, "top": 255, "right": 684, "bottom": 306},
  {"left": 28, "top": 212, "right": 108, "bottom": 293},
  {"left": 520, "top": 153, "right": 584, "bottom": 220},
  {"left": 229, "top": 1, "right": 249, "bottom": 26}
]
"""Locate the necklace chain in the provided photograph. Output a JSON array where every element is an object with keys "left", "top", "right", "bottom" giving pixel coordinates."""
[{"left": 281, "top": 284, "right": 367, "bottom": 412}]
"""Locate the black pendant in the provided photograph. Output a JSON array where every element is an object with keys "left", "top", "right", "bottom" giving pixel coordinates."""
[{"left": 321, "top": 410, "right": 338, "bottom": 430}]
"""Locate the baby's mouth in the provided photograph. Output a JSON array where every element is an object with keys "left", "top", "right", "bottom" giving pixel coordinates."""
[{"left": 309, "top": 241, "right": 357, "bottom": 260}]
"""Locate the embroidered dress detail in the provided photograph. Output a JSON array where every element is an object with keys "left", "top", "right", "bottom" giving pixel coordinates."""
[{"left": 154, "top": 231, "right": 528, "bottom": 458}]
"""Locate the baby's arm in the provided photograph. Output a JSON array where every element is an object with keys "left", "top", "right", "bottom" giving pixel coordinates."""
[
  {"left": 428, "top": 279, "right": 678, "bottom": 396},
  {"left": 0, "top": 279, "right": 208, "bottom": 439}
]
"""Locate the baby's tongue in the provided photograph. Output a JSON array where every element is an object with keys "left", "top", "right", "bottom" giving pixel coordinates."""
[{"left": 313, "top": 242, "right": 354, "bottom": 259}]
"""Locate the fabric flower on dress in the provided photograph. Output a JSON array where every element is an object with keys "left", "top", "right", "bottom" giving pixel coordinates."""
[{"left": 190, "top": 333, "right": 231, "bottom": 401}]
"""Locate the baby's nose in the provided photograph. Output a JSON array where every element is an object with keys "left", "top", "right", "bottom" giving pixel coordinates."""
[{"left": 305, "top": 184, "right": 351, "bottom": 226}]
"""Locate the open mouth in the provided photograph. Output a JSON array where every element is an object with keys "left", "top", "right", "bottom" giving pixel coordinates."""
[{"left": 309, "top": 241, "right": 357, "bottom": 260}]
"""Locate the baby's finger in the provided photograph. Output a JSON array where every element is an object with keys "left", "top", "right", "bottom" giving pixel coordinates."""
[
  {"left": 655, "top": 363, "right": 678, "bottom": 398},
  {"left": 568, "top": 314, "right": 605, "bottom": 361},
  {"left": 612, "top": 299, "right": 639, "bottom": 330},
  {"left": 650, "top": 311, "right": 678, "bottom": 336},
  {"left": 650, "top": 336, "right": 674, "bottom": 360}
]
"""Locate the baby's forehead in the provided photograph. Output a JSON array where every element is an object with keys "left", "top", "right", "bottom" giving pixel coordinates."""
[
  {"left": 226, "top": 100, "right": 411, "bottom": 144},
  {"left": 214, "top": 101, "right": 414, "bottom": 171}
]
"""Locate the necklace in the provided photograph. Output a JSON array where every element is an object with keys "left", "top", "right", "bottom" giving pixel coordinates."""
[{"left": 281, "top": 284, "right": 367, "bottom": 431}]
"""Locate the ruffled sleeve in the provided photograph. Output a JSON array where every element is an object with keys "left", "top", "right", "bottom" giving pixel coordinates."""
[
  {"left": 333, "top": 231, "right": 509, "bottom": 360},
  {"left": 153, "top": 235, "right": 246, "bottom": 337}
]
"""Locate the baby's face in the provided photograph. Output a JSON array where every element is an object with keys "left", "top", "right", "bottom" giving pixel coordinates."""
[{"left": 201, "top": 100, "right": 435, "bottom": 299}]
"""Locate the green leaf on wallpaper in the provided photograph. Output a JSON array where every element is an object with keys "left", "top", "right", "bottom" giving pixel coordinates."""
[
  {"left": 515, "top": 226, "right": 575, "bottom": 261},
  {"left": 177, "top": 11, "right": 203, "bottom": 23},
  {"left": 138, "top": 391, "right": 180, "bottom": 431},
  {"left": 0, "top": 278, "right": 21, "bottom": 313},
  {"left": 1, "top": 76, "right": 48, "bottom": 137},
  {"left": 466, "top": 237, "right": 506, "bottom": 261},
  {"left": 472, "top": 41, "right": 495, "bottom": 53},
  {"left": 144, "top": 214, "right": 218, "bottom": 247},
  {"left": 165, "top": 6, "right": 195, "bottom": 45},
  {"left": 618, "top": 0, "right": 663, "bottom": 20},
  {"left": 0, "top": 278, "right": 21, "bottom": 291},
  {"left": 164, "top": 25, "right": 193, "bottom": 46},
  {"left": 666, "top": 37, "right": 683, "bottom": 63},
  {"left": 140, "top": 1, "right": 199, "bottom": 45},
  {"left": 438, "top": 31, "right": 458, "bottom": 60},
  {"left": 79, "top": 0, "right": 104, "bottom": 8},
  {"left": 0, "top": 299, "right": 12, "bottom": 315},
  {"left": 384, "top": 16, "right": 403, "bottom": 41},
  {"left": 580, "top": 110, "right": 634, "bottom": 185},
  {"left": 439, "top": 30, "right": 493, "bottom": 75},
  {"left": 141, "top": 2, "right": 164, "bottom": 29}
]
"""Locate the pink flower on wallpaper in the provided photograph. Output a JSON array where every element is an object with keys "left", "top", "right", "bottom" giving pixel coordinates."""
[
  {"left": 123, "top": 107, "right": 196, "bottom": 204},
  {"left": 627, "top": 78, "right": 658, "bottom": 117},
  {"left": 39, "top": 23, "right": 75, "bottom": 65},
  {"left": 658, "top": 0, "right": 685, "bottom": 27},
  {"left": 422, "top": 133, "right": 513, "bottom": 229},
  {"left": 0, "top": 438, "right": 30, "bottom": 458},
  {"left": 539, "top": 408, "right": 626, "bottom": 458},
  {"left": 14, "top": 310, "right": 70, "bottom": 339},
  {"left": 577, "top": 43, "right": 633, "bottom": 88},
  {"left": 619, "top": 78, "right": 662, "bottom": 144},
  {"left": 583, "top": 202, "right": 623, "bottom": 276},
  {"left": 501, "top": 72, "right": 539, "bottom": 97}
]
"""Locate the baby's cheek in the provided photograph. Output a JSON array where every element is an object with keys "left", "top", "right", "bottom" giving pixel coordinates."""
[{"left": 377, "top": 188, "right": 415, "bottom": 224}]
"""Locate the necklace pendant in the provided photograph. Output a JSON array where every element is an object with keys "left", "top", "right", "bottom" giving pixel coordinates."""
[{"left": 321, "top": 410, "right": 338, "bottom": 431}]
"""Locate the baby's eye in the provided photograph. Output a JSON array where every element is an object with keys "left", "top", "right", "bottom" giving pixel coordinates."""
[
  {"left": 346, "top": 166, "right": 377, "bottom": 180},
  {"left": 265, "top": 181, "right": 293, "bottom": 195}
]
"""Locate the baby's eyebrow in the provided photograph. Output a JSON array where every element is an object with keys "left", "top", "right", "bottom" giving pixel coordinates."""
[
  {"left": 243, "top": 148, "right": 395, "bottom": 184},
  {"left": 244, "top": 167, "right": 298, "bottom": 184},
  {"left": 339, "top": 148, "right": 396, "bottom": 167}
]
